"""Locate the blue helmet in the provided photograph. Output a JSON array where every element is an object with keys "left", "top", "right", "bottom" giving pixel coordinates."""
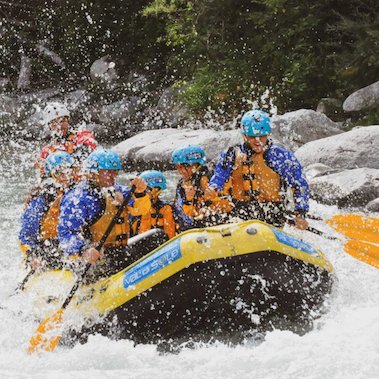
[
  {"left": 241, "top": 110, "right": 271, "bottom": 137},
  {"left": 140, "top": 170, "right": 167, "bottom": 190},
  {"left": 171, "top": 145, "right": 206, "bottom": 166},
  {"left": 45, "top": 152, "right": 75, "bottom": 176},
  {"left": 84, "top": 149, "right": 122, "bottom": 172}
]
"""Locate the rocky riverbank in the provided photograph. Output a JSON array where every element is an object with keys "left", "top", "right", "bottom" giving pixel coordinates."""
[{"left": 1, "top": 58, "right": 378, "bottom": 211}]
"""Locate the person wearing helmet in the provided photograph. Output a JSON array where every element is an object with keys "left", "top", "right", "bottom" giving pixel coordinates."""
[
  {"left": 132, "top": 170, "right": 177, "bottom": 239},
  {"left": 19, "top": 152, "right": 76, "bottom": 270},
  {"left": 57, "top": 149, "right": 151, "bottom": 280},
  {"left": 171, "top": 145, "right": 232, "bottom": 231},
  {"left": 205, "top": 109, "right": 309, "bottom": 229},
  {"left": 36, "top": 101, "right": 97, "bottom": 177}
]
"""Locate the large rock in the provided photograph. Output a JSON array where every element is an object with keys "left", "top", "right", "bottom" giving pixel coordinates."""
[
  {"left": 0, "top": 78, "right": 10, "bottom": 92},
  {"left": 304, "top": 163, "right": 340, "bottom": 181},
  {"left": 316, "top": 98, "right": 345, "bottom": 121},
  {"left": 366, "top": 198, "right": 379, "bottom": 213},
  {"left": 0, "top": 95, "right": 21, "bottom": 115},
  {"left": 113, "top": 128, "right": 241, "bottom": 170},
  {"left": 310, "top": 168, "right": 379, "bottom": 207},
  {"left": 64, "top": 90, "right": 93, "bottom": 111},
  {"left": 17, "top": 88, "right": 61, "bottom": 105},
  {"left": 90, "top": 56, "right": 118, "bottom": 84},
  {"left": 295, "top": 125, "right": 379, "bottom": 170},
  {"left": 343, "top": 81, "right": 379, "bottom": 112},
  {"left": 36, "top": 43, "right": 65, "bottom": 68},
  {"left": 99, "top": 97, "right": 141, "bottom": 124},
  {"left": 271, "top": 109, "right": 342, "bottom": 150},
  {"left": 17, "top": 53, "right": 32, "bottom": 90},
  {"left": 86, "top": 97, "right": 143, "bottom": 140},
  {"left": 155, "top": 87, "right": 189, "bottom": 127}
]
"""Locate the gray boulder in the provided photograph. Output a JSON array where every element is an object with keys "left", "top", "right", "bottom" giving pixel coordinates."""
[
  {"left": 17, "top": 53, "right": 32, "bottom": 90},
  {"left": 113, "top": 128, "right": 241, "bottom": 170},
  {"left": 97, "top": 97, "right": 141, "bottom": 124},
  {"left": 90, "top": 56, "right": 119, "bottom": 84},
  {"left": 271, "top": 109, "right": 342, "bottom": 151},
  {"left": 343, "top": 81, "right": 379, "bottom": 112},
  {"left": 304, "top": 163, "right": 340, "bottom": 180},
  {"left": 86, "top": 97, "right": 143, "bottom": 140},
  {"left": 154, "top": 87, "right": 189, "bottom": 127},
  {"left": 18, "top": 88, "right": 61, "bottom": 105},
  {"left": 0, "top": 95, "right": 21, "bottom": 115},
  {"left": 295, "top": 125, "right": 379, "bottom": 170},
  {"left": 64, "top": 90, "right": 93, "bottom": 111},
  {"left": 310, "top": 168, "right": 379, "bottom": 207},
  {"left": 0, "top": 78, "right": 10, "bottom": 92},
  {"left": 36, "top": 43, "right": 65, "bottom": 68},
  {"left": 316, "top": 98, "right": 345, "bottom": 121},
  {"left": 366, "top": 198, "right": 379, "bottom": 213},
  {"left": 126, "top": 72, "right": 149, "bottom": 92}
]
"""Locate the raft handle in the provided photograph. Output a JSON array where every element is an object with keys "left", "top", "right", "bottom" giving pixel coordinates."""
[
  {"left": 246, "top": 227, "right": 258, "bottom": 235},
  {"left": 196, "top": 236, "right": 208, "bottom": 244},
  {"left": 220, "top": 230, "right": 232, "bottom": 237}
]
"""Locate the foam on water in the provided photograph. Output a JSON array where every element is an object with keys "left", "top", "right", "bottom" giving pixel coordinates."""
[{"left": 0, "top": 142, "right": 378, "bottom": 379}]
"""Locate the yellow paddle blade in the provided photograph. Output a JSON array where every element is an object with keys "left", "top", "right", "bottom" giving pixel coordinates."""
[
  {"left": 344, "top": 240, "right": 379, "bottom": 269},
  {"left": 27, "top": 309, "right": 63, "bottom": 354},
  {"left": 328, "top": 214, "right": 379, "bottom": 229},
  {"left": 327, "top": 214, "right": 379, "bottom": 244}
]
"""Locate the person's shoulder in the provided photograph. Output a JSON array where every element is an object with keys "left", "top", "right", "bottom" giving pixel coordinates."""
[
  {"left": 63, "top": 181, "right": 92, "bottom": 202},
  {"left": 267, "top": 144, "right": 294, "bottom": 158}
]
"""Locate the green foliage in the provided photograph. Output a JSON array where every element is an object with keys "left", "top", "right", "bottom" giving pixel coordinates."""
[
  {"left": 143, "top": 0, "right": 379, "bottom": 114},
  {"left": 0, "top": 0, "right": 378, "bottom": 117}
]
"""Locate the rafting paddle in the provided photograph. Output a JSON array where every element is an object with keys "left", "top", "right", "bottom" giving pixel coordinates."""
[
  {"left": 326, "top": 214, "right": 379, "bottom": 245},
  {"left": 305, "top": 214, "right": 379, "bottom": 268},
  {"left": 27, "top": 185, "right": 136, "bottom": 354},
  {"left": 13, "top": 269, "right": 36, "bottom": 294}
]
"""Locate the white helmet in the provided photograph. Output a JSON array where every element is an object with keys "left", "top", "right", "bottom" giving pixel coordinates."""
[{"left": 43, "top": 102, "right": 70, "bottom": 125}]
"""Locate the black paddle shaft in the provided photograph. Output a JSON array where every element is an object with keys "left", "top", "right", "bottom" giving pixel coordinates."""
[
  {"left": 13, "top": 269, "right": 36, "bottom": 294},
  {"left": 61, "top": 185, "right": 136, "bottom": 310},
  {"left": 286, "top": 214, "right": 338, "bottom": 241}
]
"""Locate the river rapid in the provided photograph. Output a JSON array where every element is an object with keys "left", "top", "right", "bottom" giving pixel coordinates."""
[{"left": 0, "top": 141, "right": 378, "bottom": 379}]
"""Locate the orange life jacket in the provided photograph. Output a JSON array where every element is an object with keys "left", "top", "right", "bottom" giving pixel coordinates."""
[
  {"left": 180, "top": 167, "right": 233, "bottom": 218},
  {"left": 40, "top": 194, "right": 62, "bottom": 240},
  {"left": 228, "top": 146, "right": 283, "bottom": 202},
  {"left": 89, "top": 192, "right": 130, "bottom": 248},
  {"left": 134, "top": 201, "right": 176, "bottom": 239}
]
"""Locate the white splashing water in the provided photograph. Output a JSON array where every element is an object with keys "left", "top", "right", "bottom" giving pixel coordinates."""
[{"left": 0, "top": 142, "right": 378, "bottom": 379}]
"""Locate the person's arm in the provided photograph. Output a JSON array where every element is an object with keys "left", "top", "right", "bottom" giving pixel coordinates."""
[
  {"left": 19, "top": 196, "right": 46, "bottom": 251},
  {"left": 268, "top": 146, "right": 310, "bottom": 214},
  {"left": 208, "top": 150, "right": 233, "bottom": 191},
  {"left": 173, "top": 186, "right": 195, "bottom": 231},
  {"left": 58, "top": 189, "right": 99, "bottom": 256}
]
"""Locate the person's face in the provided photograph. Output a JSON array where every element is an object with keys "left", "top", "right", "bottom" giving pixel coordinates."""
[
  {"left": 52, "top": 167, "right": 72, "bottom": 188},
  {"left": 244, "top": 135, "right": 268, "bottom": 153},
  {"left": 96, "top": 169, "right": 118, "bottom": 187},
  {"left": 176, "top": 163, "right": 197, "bottom": 180},
  {"left": 49, "top": 116, "right": 69, "bottom": 137}
]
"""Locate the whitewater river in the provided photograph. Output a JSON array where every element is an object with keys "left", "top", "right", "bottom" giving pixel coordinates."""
[{"left": 0, "top": 141, "right": 378, "bottom": 379}]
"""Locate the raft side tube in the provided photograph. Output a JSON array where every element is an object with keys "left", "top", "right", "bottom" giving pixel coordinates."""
[{"left": 72, "top": 220, "right": 333, "bottom": 316}]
